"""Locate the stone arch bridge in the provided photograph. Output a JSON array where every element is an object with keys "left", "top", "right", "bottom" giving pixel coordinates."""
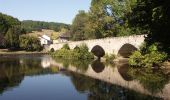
[{"left": 49, "top": 35, "right": 145, "bottom": 57}]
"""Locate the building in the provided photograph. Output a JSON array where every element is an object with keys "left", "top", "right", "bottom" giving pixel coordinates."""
[
  {"left": 53, "top": 32, "right": 70, "bottom": 44},
  {"left": 39, "top": 35, "right": 52, "bottom": 45}
]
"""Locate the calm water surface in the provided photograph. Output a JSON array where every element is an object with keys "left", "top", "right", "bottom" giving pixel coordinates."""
[{"left": 0, "top": 55, "right": 169, "bottom": 100}]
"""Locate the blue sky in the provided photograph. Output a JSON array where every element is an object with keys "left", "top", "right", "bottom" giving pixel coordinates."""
[{"left": 0, "top": 0, "right": 91, "bottom": 24}]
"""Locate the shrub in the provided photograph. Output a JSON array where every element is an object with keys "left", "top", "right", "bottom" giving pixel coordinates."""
[
  {"left": 129, "top": 44, "right": 167, "bottom": 68},
  {"left": 52, "top": 43, "right": 94, "bottom": 60},
  {"left": 80, "top": 44, "right": 94, "bottom": 59},
  {"left": 142, "top": 51, "right": 167, "bottom": 67},
  {"left": 79, "top": 43, "right": 89, "bottom": 52},
  {"left": 53, "top": 49, "right": 71, "bottom": 58},
  {"left": 128, "top": 51, "right": 144, "bottom": 67},
  {"left": 104, "top": 53, "right": 116, "bottom": 63},
  {"left": 62, "top": 44, "right": 70, "bottom": 50}
]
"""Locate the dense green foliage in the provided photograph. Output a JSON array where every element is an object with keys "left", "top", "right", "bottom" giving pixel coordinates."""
[
  {"left": 129, "top": 44, "right": 167, "bottom": 68},
  {"left": 51, "top": 44, "right": 94, "bottom": 60},
  {"left": 19, "top": 35, "right": 42, "bottom": 51},
  {"left": 0, "top": 13, "right": 24, "bottom": 49},
  {"left": 70, "top": 11, "right": 90, "bottom": 40},
  {"left": 21, "top": 20, "right": 70, "bottom": 33},
  {"left": 130, "top": 0, "right": 170, "bottom": 55},
  {"left": 128, "top": 0, "right": 170, "bottom": 67},
  {"left": 70, "top": 0, "right": 142, "bottom": 40},
  {"left": 0, "top": 13, "right": 21, "bottom": 35},
  {"left": 5, "top": 27, "right": 20, "bottom": 48}
]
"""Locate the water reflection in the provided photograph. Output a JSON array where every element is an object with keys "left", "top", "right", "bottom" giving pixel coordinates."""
[
  {"left": 118, "top": 63, "right": 133, "bottom": 81},
  {"left": 52, "top": 57, "right": 91, "bottom": 73},
  {"left": 69, "top": 72, "right": 161, "bottom": 100},
  {"left": 91, "top": 60, "right": 105, "bottom": 73},
  {"left": 128, "top": 67, "right": 169, "bottom": 93},
  {"left": 0, "top": 55, "right": 169, "bottom": 100},
  {"left": 0, "top": 55, "right": 58, "bottom": 95},
  {"left": 51, "top": 57, "right": 170, "bottom": 99}
]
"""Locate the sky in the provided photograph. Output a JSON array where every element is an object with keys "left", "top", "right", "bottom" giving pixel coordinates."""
[{"left": 0, "top": 0, "right": 91, "bottom": 24}]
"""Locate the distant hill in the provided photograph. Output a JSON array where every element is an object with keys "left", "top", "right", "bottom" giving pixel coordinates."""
[{"left": 21, "top": 20, "right": 70, "bottom": 33}]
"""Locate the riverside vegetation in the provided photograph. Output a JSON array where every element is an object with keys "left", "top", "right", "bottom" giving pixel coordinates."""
[
  {"left": 51, "top": 44, "right": 94, "bottom": 60},
  {"left": 129, "top": 43, "right": 167, "bottom": 68},
  {"left": 51, "top": 43, "right": 116, "bottom": 63}
]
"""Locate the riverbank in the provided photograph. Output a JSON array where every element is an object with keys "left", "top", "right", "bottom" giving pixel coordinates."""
[{"left": 0, "top": 49, "right": 47, "bottom": 56}]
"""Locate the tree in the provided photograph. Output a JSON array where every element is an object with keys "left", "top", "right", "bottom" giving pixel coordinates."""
[
  {"left": 88, "top": 0, "right": 140, "bottom": 38},
  {"left": 70, "top": 0, "right": 141, "bottom": 41},
  {"left": 131, "top": 0, "right": 170, "bottom": 55},
  {"left": 19, "top": 35, "right": 42, "bottom": 51},
  {"left": 71, "top": 10, "right": 91, "bottom": 41},
  {"left": 5, "top": 27, "right": 20, "bottom": 48},
  {"left": 0, "top": 15, "right": 8, "bottom": 36},
  {"left": 0, "top": 13, "right": 22, "bottom": 49}
]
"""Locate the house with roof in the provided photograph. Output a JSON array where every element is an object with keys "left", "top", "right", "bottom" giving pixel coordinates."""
[
  {"left": 53, "top": 32, "right": 71, "bottom": 44},
  {"left": 39, "top": 34, "right": 52, "bottom": 46}
]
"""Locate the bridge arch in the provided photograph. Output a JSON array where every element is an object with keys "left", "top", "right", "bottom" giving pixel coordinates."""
[
  {"left": 91, "top": 45, "right": 105, "bottom": 58},
  {"left": 118, "top": 43, "right": 137, "bottom": 58}
]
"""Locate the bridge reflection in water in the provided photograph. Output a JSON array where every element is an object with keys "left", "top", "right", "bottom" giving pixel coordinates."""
[
  {"left": 47, "top": 56, "right": 170, "bottom": 100},
  {"left": 0, "top": 55, "right": 169, "bottom": 100}
]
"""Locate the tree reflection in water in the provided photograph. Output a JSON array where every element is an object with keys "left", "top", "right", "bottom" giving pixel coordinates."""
[
  {"left": 118, "top": 63, "right": 133, "bottom": 81},
  {"left": 0, "top": 55, "right": 169, "bottom": 100},
  {"left": 68, "top": 72, "right": 161, "bottom": 100},
  {"left": 128, "top": 67, "right": 169, "bottom": 94},
  {"left": 52, "top": 57, "right": 92, "bottom": 73},
  {"left": 0, "top": 55, "right": 59, "bottom": 94},
  {"left": 54, "top": 57, "right": 170, "bottom": 96}
]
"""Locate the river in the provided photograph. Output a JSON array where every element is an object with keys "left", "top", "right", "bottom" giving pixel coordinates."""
[{"left": 0, "top": 55, "right": 169, "bottom": 100}]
